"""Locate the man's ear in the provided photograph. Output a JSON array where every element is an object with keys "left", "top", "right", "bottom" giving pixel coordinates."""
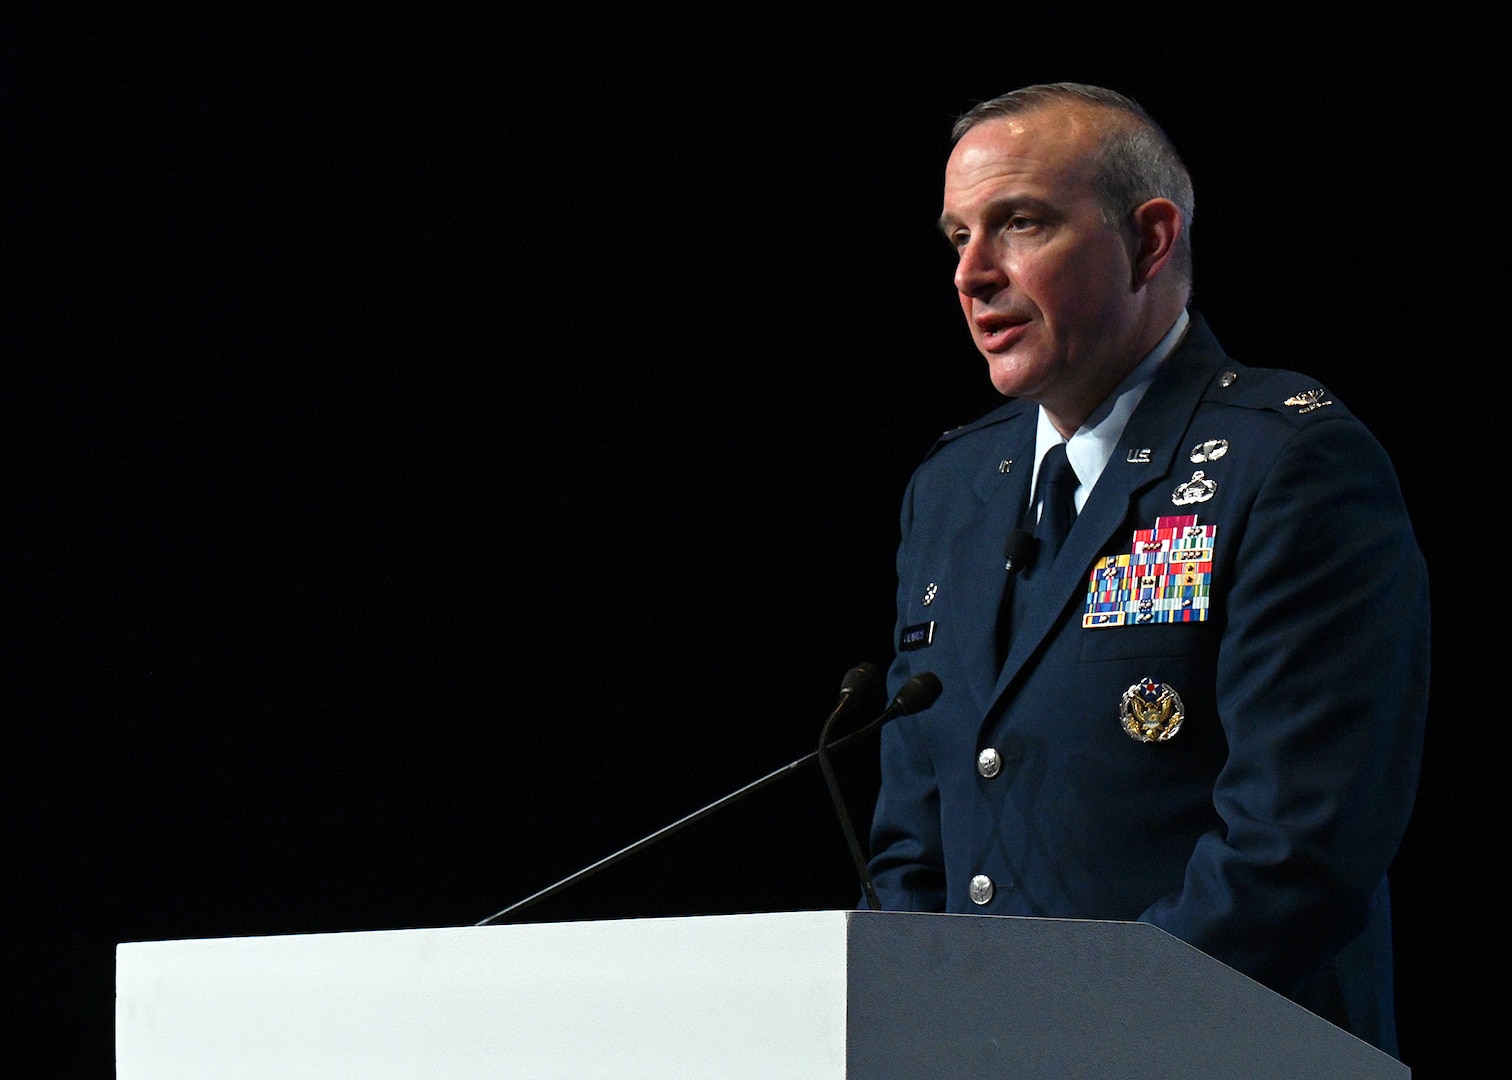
[{"left": 1129, "top": 198, "right": 1182, "bottom": 288}]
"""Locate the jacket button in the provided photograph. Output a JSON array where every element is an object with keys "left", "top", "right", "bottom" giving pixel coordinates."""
[
  {"left": 977, "top": 747, "right": 1001, "bottom": 778},
  {"left": 968, "top": 875, "right": 994, "bottom": 905}
]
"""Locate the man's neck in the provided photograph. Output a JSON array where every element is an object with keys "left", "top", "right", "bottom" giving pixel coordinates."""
[
  {"left": 1040, "top": 301, "right": 1189, "bottom": 437},
  {"left": 1029, "top": 308, "right": 1190, "bottom": 510}
]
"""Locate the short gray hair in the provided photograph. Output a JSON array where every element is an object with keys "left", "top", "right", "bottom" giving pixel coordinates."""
[{"left": 953, "top": 83, "right": 1195, "bottom": 285}]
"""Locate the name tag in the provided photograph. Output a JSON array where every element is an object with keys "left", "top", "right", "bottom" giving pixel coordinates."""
[{"left": 900, "top": 621, "right": 936, "bottom": 651}]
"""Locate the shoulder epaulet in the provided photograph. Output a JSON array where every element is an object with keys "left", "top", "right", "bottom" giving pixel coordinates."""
[
  {"left": 1202, "top": 364, "right": 1354, "bottom": 426},
  {"left": 930, "top": 398, "right": 1029, "bottom": 450}
]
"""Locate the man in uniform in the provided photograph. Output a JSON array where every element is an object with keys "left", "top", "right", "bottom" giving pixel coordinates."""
[{"left": 867, "top": 83, "right": 1428, "bottom": 1056}]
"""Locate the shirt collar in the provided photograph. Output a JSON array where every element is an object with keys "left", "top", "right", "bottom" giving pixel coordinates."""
[{"left": 1031, "top": 308, "right": 1190, "bottom": 511}]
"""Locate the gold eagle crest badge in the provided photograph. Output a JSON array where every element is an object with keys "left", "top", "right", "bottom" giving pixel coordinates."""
[{"left": 1120, "top": 677, "right": 1185, "bottom": 742}]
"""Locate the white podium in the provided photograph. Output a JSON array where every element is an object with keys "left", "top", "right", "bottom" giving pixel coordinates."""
[{"left": 116, "top": 909, "right": 1407, "bottom": 1078}]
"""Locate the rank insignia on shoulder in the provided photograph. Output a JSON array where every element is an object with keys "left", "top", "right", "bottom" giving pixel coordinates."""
[
  {"left": 1283, "top": 388, "right": 1334, "bottom": 414},
  {"left": 1083, "top": 516, "right": 1215, "bottom": 629},
  {"left": 1120, "top": 677, "right": 1185, "bottom": 742}
]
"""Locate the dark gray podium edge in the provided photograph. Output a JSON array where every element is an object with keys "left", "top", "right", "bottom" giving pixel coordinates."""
[{"left": 842, "top": 910, "right": 1407, "bottom": 1079}]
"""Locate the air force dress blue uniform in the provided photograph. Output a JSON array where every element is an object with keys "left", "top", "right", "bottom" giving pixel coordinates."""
[{"left": 868, "top": 314, "right": 1428, "bottom": 1054}]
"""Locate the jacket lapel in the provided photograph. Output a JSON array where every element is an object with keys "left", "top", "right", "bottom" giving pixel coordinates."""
[
  {"left": 988, "top": 315, "right": 1229, "bottom": 708},
  {"left": 950, "top": 414, "right": 1035, "bottom": 717}
]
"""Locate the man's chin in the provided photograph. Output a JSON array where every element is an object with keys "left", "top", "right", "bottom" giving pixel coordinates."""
[{"left": 983, "top": 354, "right": 1044, "bottom": 400}]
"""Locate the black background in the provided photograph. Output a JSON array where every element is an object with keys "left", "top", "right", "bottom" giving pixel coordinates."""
[{"left": 7, "top": 9, "right": 1496, "bottom": 1075}]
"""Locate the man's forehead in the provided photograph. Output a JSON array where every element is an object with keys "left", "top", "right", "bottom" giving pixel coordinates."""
[
  {"left": 950, "top": 106, "right": 1104, "bottom": 174},
  {"left": 943, "top": 106, "right": 1104, "bottom": 211}
]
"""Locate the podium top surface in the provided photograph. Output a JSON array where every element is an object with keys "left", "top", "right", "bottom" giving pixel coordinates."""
[{"left": 117, "top": 910, "right": 1407, "bottom": 1080}]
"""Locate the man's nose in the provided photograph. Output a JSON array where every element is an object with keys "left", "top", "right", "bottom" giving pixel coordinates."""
[{"left": 954, "top": 238, "right": 1006, "bottom": 298}]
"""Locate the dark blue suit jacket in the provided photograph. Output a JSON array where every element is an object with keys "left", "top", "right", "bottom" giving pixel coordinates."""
[{"left": 868, "top": 315, "right": 1428, "bottom": 1055}]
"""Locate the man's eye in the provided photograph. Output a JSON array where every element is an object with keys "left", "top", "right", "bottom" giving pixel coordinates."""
[{"left": 1006, "top": 217, "right": 1036, "bottom": 232}]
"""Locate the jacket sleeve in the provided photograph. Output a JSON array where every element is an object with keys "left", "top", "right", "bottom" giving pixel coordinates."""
[
  {"left": 1140, "top": 413, "right": 1429, "bottom": 997},
  {"left": 868, "top": 469, "right": 948, "bottom": 911}
]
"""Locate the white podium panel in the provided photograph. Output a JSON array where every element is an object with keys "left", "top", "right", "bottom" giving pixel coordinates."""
[
  {"left": 117, "top": 911, "right": 849, "bottom": 1079},
  {"left": 117, "top": 910, "right": 1408, "bottom": 1079}
]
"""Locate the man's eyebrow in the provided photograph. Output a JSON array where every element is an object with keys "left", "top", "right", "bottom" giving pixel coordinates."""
[{"left": 938, "top": 195, "right": 1060, "bottom": 236}]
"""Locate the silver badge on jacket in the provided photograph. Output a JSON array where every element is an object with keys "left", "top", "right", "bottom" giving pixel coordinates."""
[{"left": 1172, "top": 471, "right": 1217, "bottom": 506}]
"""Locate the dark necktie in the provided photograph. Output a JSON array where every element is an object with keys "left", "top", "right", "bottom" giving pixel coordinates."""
[
  {"left": 1000, "top": 442, "right": 1079, "bottom": 659},
  {"left": 1033, "top": 441, "right": 1079, "bottom": 566}
]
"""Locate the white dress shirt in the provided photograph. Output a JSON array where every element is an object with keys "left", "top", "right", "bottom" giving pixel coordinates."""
[{"left": 1027, "top": 308, "right": 1191, "bottom": 517}]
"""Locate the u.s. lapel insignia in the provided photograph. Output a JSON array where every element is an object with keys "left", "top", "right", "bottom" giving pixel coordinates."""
[
  {"left": 1083, "top": 515, "right": 1215, "bottom": 628},
  {"left": 1284, "top": 388, "right": 1334, "bottom": 414},
  {"left": 1126, "top": 447, "right": 1152, "bottom": 463},
  {"left": 1172, "top": 470, "right": 1216, "bottom": 506},
  {"left": 1120, "top": 677, "right": 1185, "bottom": 742},
  {"left": 1189, "top": 439, "right": 1228, "bottom": 463}
]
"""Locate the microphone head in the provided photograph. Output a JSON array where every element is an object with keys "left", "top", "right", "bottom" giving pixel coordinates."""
[
  {"left": 841, "top": 662, "right": 882, "bottom": 695},
  {"left": 890, "top": 672, "right": 943, "bottom": 717},
  {"left": 839, "top": 662, "right": 885, "bottom": 711}
]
